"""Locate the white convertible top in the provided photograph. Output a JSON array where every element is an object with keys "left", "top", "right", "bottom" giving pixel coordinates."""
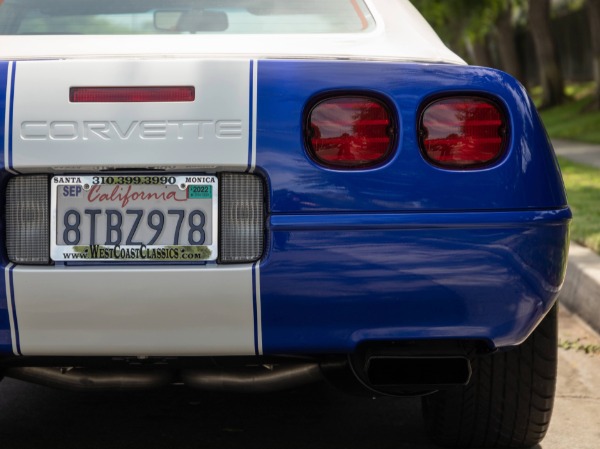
[{"left": 0, "top": 0, "right": 464, "bottom": 64}]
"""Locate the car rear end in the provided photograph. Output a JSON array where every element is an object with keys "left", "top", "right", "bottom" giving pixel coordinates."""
[{"left": 0, "top": 1, "right": 570, "bottom": 448}]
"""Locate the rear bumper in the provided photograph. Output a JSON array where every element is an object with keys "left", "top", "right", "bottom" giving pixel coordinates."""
[
  {"left": 0, "top": 208, "right": 570, "bottom": 357},
  {"left": 260, "top": 208, "right": 570, "bottom": 353}
]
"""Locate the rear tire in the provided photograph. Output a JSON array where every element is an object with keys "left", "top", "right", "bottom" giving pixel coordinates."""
[{"left": 422, "top": 304, "right": 558, "bottom": 448}]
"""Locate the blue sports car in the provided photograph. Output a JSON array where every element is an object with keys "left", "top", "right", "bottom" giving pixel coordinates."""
[{"left": 0, "top": 1, "right": 570, "bottom": 447}]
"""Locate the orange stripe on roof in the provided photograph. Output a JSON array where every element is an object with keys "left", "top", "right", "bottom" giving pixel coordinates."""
[{"left": 350, "top": 0, "right": 369, "bottom": 31}]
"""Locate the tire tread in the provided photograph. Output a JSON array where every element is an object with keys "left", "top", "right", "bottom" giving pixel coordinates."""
[{"left": 422, "top": 304, "right": 558, "bottom": 448}]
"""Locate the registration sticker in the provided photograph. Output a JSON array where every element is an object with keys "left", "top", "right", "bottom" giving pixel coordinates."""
[
  {"left": 50, "top": 175, "right": 218, "bottom": 262},
  {"left": 188, "top": 185, "right": 212, "bottom": 199}
]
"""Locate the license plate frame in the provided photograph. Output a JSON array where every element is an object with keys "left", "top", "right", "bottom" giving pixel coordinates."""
[{"left": 50, "top": 174, "right": 218, "bottom": 263}]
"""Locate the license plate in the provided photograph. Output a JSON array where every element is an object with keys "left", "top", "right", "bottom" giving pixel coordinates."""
[{"left": 50, "top": 175, "right": 218, "bottom": 262}]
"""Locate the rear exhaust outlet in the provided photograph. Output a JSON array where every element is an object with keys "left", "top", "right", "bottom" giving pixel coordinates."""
[
  {"left": 349, "top": 341, "right": 478, "bottom": 396},
  {"left": 366, "top": 356, "right": 471, "bottom": 388}
]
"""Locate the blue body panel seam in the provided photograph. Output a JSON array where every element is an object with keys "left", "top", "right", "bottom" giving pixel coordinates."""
[{"left": 268, "top": 209, "right": 572, "bottom": 231}]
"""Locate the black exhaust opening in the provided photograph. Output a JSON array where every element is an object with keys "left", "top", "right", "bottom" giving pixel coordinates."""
[
  {"left": 366, "top": 356, "right": 471, "bottom": 387},
  {"left": 348, "top": 340, "right": 490, "bottom": 396}
]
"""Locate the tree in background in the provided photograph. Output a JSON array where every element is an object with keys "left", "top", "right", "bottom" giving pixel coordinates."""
[
  {"left": 528, "top": 0, "right": 565, "bottom": 107},
  {"left": 463, "top": 0, "right": 503, "bottom": 69},
  {"left": 413, "top": 0, "right": 569, "bottom": 107},
  {"left": 408, "top": 0, "right": 464, "bottom": 55},
  {"left": 493, "top": 1, "right": 524, "bottom": 83},
  {"left": 587, "top": 0, "right": 600, "bottom": 109},
  {"left": 412, "top": 1, "right": 525, "bottom": 80}
]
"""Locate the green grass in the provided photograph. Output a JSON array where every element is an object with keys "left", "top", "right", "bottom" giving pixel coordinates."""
[
  {"left": 559, "top": 338, "right": 600, "bottom": 355},
  {"left": 557, "top": 157, "right": 600, "bottom": 253},
  {"left": 537, "top": 82, "right": 600, "bottom": 144},
  {"left": 533, "top": 82, "right": 600, "bottom": 253}
]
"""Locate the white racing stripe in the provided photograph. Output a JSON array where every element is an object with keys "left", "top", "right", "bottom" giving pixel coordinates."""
[
  {"left": 3, "top": 61, "right": 18, "bottom": 175},
  {"left": 12, "top": 264, "right": 257, "bottom": 356},
  {"left": 7, "top": 58, "right": 264, "bottom": 357},
  {"left": 2, "top": 62, "right": 8, "bottom": 172},
  {"left": 11, "top": 59, "right": 252, "bottom": 172},
  {"left": 254, "top": 262, "right": 263, "bottom": 355},
  {"left": 4, "top": 264, "right": 20, "bottom": 355},
  {"left": 250, "top": 59, "right": 258, "bottom": 173}
]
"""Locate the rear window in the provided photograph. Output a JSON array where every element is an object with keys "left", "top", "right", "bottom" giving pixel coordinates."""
[{"left": 0, "top": 0, "right": 376, "bottom": 35}]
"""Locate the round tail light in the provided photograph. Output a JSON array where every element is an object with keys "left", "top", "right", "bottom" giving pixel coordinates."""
[
  {"left": 306, "top": 96, "right": 395, "bottom": 168},
  {"left": 418, "top": 96, "right": 508, "bottom": 169}
]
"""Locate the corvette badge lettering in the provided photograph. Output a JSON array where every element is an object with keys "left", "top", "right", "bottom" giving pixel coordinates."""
[{"left": 19, "top": 120, "right": 243, "bottom": 141}]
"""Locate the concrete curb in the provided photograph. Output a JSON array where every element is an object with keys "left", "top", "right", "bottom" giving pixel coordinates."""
[
  {"left": 550, "top": 140, "right": 600, "bottom": 334},
  {"left": 559, "top": 243, "right": 600, "bottom": 335}
]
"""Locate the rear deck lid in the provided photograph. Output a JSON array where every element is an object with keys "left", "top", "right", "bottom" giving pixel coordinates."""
[{"left": 7, "top": 59, "right": 253, "bottom": 171}]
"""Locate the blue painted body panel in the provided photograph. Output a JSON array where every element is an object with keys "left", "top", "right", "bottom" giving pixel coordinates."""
[
  {"left": 260, "top": 209, "right": 569, "bottom": 353},
  {"left": 255, "top": 61, "right": 567, "bottom": 213},
  {"left": 254, "top": 61, "right": 570, "bottom": 353},
  {"left": 0, "top": 59, "right": 571, "bottom": 356}
]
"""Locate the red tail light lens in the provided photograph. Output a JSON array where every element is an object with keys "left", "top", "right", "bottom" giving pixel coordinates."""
[
  {"left": 70, "top": 86, "right": 195, "bottom": 103},
  {"left": 419, "top": 96, "right": 507, "bottom": 168},
  {"left": 306, "top": 96, "right": 395, "bottom": 168}
]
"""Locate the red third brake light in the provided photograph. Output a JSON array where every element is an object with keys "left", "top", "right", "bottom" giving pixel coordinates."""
[
  {"left": 419, "top": 96, "right": 507, "bottom": 168},
  {"left": 307, "top": 96, "right": 394, "bottom": 168},
  {"left": 70, "top": 86, "right": 195, "bottom": 103}
]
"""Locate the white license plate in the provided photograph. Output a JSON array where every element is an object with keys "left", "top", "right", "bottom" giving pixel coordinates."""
[{"left": 50, "top": 175, "right": 218, "bottom": 262}]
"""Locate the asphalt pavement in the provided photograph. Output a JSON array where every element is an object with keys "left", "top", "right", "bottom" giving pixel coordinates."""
[
  {"left": 552, "top": 139, "right": 600, "bottom": 334},
  {"left": 0, "top": 306, "right": 597, "bottom": 449}
]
